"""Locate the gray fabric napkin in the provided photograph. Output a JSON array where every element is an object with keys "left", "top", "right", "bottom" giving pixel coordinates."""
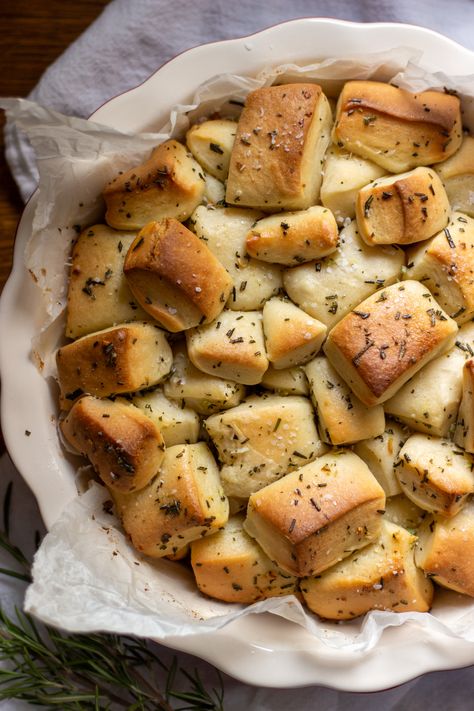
[{"left": 3, "top": 1, "right": 474, "bottom": 708}]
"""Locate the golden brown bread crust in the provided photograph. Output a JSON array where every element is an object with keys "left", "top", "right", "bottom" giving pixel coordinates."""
[
  {"left": 56, "top": 322, "right": 172, "bottom": 409},
  {"left": 324, "top": 280, "right": 458, "bottom": 406},
  {"left": 333, "top": 81, "right": 462, "bottom": 172},
  {"left": 226, "top": 83, "right": 332, "bottom": 210},
  {"left": 60, "top": 396, "right": 165, "bottom": 493},
  {"left": 103, "top": 140, "right": 205, "bottom": 229},
  {"left": 123, "top": 219, "right": 233, "bottom": 331},
  {"left": 355, "top": 168, "right": 450, "bottom": 246}
]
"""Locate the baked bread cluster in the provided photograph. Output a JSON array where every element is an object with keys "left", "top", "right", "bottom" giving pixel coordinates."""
[{"left": 57, "top": 78, "right": 474, "bottom": 621}]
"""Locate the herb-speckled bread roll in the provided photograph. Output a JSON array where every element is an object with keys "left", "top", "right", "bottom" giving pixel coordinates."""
[
  {"left": 455, "top": 359, "right": 474, "bottom": 452},
  {"left": 186, "top": 119, "right": 236, "bottom": 180},
  {"left": 56, "top": 322, "right": 172, "bottom": 410},
  {"left": 415, "top": 501, "right": 474, "bottom": 597},
  {"left": 205, "top": 394, "right": 325, "bottom": 498},
  {"left": 61, "top": 396, "right": 165, "bottom": 493},
  {"left": 405, "top": 212, "right": 474, "bottom": 324},
  {"left": 114, "top": 442, "right": 229, "bottom": 558},
  {"left": 66, "top": 225, "right": 148, "bottom": 339},
  {"left": 191, "top": 515, "right": 298, "bottom": 603},
  {"left": 324, "top": 280, "right": 458, "bottom": 406},
  {"left": 301, "top": 520, "right": 433, "bottom": 619},
  {"left": 355, "top": 168, "right": 450, "bottom": 246},
  {"left": 435, "top": 135, "right": 474, "bottom": 217},
  {"left": 260, "top": 364, "right": 309, "bottom": 396},
  {"left": 245, "top": 206, "right": 338, "bottom": 265},
  {"left": 353, "top": 421, "right": 409, "bottom": 497},
  {"left": 384, "top": 495, "right": 426, "bottom": 531},
  {"left": 132, "top": 389, "right": 200, "bottom": 447},
  {"left": 244, "top": 450, "right": 385, "bottom": 577},
  {"left": 123, "top": 219, "right": 233, "bottom": 332},
  {"left": 396, "top": 433, "right": 474, "bottom": 516},
  {"left": 226, "top": 83, "right": 332, "bottom": 211},
  {"left": 186, "top": 310, "right": 269, "bottom": 385},
  {"left": 333, "top": 81, "right": 462, "bottom": 173},
  {"left": 103, "top": 140, "right": 205, "bottom": 229}
]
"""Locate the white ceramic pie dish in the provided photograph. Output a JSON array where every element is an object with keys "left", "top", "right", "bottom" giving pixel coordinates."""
[{"left": 2, "top": 17, "right": 474, "bottom": 691}]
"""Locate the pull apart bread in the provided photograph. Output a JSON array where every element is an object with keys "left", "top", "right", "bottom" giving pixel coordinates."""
[{"left": 59, "top": 77, "right": 474, "bottom": 618}]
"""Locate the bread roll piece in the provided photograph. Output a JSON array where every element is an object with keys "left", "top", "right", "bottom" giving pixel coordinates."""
[
  {"left": 66, "top": 225, "right": 148, "bottom": 339},
  {"left": 283, "top": 220, "right": 404, "bottom": 330},
  {"left": 103, "top": 140, "right": 205, "bottom": 229},
  {"left": 384, "top": 495, "right": 426, "bottom": 531},
  {"left": 132, "top": 389, "right": 199, "bottom": 447},
  {"left": 405, "top": 212, "right": 474, "bottom": 324},
  {"left": 301, "top": 521, "right": 433, "bottom": 619},
  {"left": 226, "top": 83, "right": 332, "bottom": 211},
  {"left": 355, "top": 168, "right": 450, "bottom": 246},
  {"left": 320, "top": 145, "right": 386, "bottom": 221},
  {"left": 115, "top": 443, "right": 229, "bottom": 557},
  {"left": 333, "top": 81, "right": 462, "bottom": 173},
  {"left": 191, "top": 515, "right": 298, "bottom": 603},
  {"left": 260, "top": 365, "right": 309, "bottom": 396},
  {"left": 56, "top": 322, "right": 172, "bottom": 410},
  {"left": 203, "top": 173, "right": 225, "bottom": 205},
  {"left": 61, "top": 396, "right": 165, "bottom": 493},
  {"left": 245, "top": 206, "right": 338, "bottom": 265},
  {"left": 186, "top": 119, "right": 236, "bottom": 180},
  {"left": 244, "top": 450, "right": 385, "bottom": 577},
  {"left": 205, "top": 394, "right": 325, "bottom": 498},
  {"left": 435, "top": 135, "right": 474, "bottom": 217},
  {"left": 415, "top": 501, "right": 474, "bottom": 596},
  {"left": 455, "top": 359, "right": 474, "bottom": 452},
  {"left": 396, "top": 434, "right": 474, "bottom": 516},
  {"left": 385, "top": 320, "right": 474, "bottom": 437},
  {"left": 163, "top": 342, "right": 245, "bottom": 415},
  {"left": 123, "top": 219, "right": 233, "bottom": 332},
  {"left": 186, "top": 310, "right": 269, "bottom": 385},
  {"left": 304, "top": 356, "right": 385, "bottom": 445},
  {"left": 190, "top": 206, "right": 282, "bottom": 310},
  {"left": 324, "top": 280, "right": 458, "bottom": 406},
  {"left": 353, "top": 421, "right": 409, "bottom": 497},
  {"left": 262, "top": 297, "right": 327, "bottom": 369}
]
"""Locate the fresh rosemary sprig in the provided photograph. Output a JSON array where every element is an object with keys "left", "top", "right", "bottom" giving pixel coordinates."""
[{"left": 0, "top": 480, "right": 225, "bottom": 710}]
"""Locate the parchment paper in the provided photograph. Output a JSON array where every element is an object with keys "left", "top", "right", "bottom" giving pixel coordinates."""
[{"left": 3, "top": 47, "right": 474, "bottom": 650}]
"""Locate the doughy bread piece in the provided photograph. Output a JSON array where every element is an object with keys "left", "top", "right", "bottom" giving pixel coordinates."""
[
  {"left": 66, "top": 225, "right": 148, "bottom": 339},
  {"left": 103, "top": 140, "right": 205, "bottom": 229},
  {"left": 415, "top": 501, "right": 474, "bottom": 596},
  {"left": 244, "top": 450, "right": 385, "bottom": 577},
  {"left": 283, "top": 220, "right": 404, "bottom": 330},
  {"left": 203, "top": 173, "right": 225, "bottom": 205},
  {"left": 132, "top": 389, "right": 199, "bottom": 447},
  {"left": 190, "top": 206, "right": 282, "bottom": 310},
  {"left": 56, "top": 322, "right": 172, "bottom": 410},
  {"left": 301, "top": 520, "right": 433, "bottom": 619},
  {"left": 455, "top": 359, "right": 474, "bottom": 452},
  {"left": 355, "top": 168, "right": 450, "bottom": 246},
  {"left": 304, "top": 356, "right": 385, "bottom": 445},
  {"left": 396, "top": 434, "right": 474, "bottom": 516},
  {"left": 163, "top": 342, "right": 245, "bottom": 415},
  {"left": 353, "top": 421, "right": 409, "bottom": 497},
  {"left": 262, "top": 297, "right": 327, "bottom": 369},
  {"left": 333, "top": 81, "right": 462, "bottom": 173},
  {"left": 324, "top": 280, "right": 458, "bottom": 406},
  {"left": 261, "top": 365, "right": 309, "bottom": 396},
  {"left": 205, "top": 394, "right": 325, "bottom": 498},
  {"left": 384, "top": 495, "right": 426, "bottom": 531},
  {"left": 61, "top": 396, "right": 165, "bottom": 493},
  {"left": 123, "top": 219, "right": 233, "bottom": 332},
  {"left": 246, "top": 206, "right": 338, "bottom": 265},
  {"left": 435, "top": 135, "right": 474, "bottom": 217},
  {"left": 186, "top": 119, "right": 236, "bottom": 180},
  {"left": 320, "top": 145, "right": 386, "bottom": 221},
  {"left": 191, "top": 515, "right": 298, "bottom": 603},
  {"left": 186, "top": 310, "right": 268, "bottom": 385},
  {"left": 405, "top": 212, "right": 474, "bottom": 324},
  {"left": 385, "top": 320, "right": 474, "bottom": 437},
  {"left": 115, "top": 443, "right": 229, "bottom": 557},
  {"left": 226, "top": 83, "right": 332, "bottom": 210}
]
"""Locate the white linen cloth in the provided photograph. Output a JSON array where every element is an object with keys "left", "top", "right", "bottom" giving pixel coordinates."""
[{"left": 3, "top": 1, "right": 474, "bottom": 708}]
